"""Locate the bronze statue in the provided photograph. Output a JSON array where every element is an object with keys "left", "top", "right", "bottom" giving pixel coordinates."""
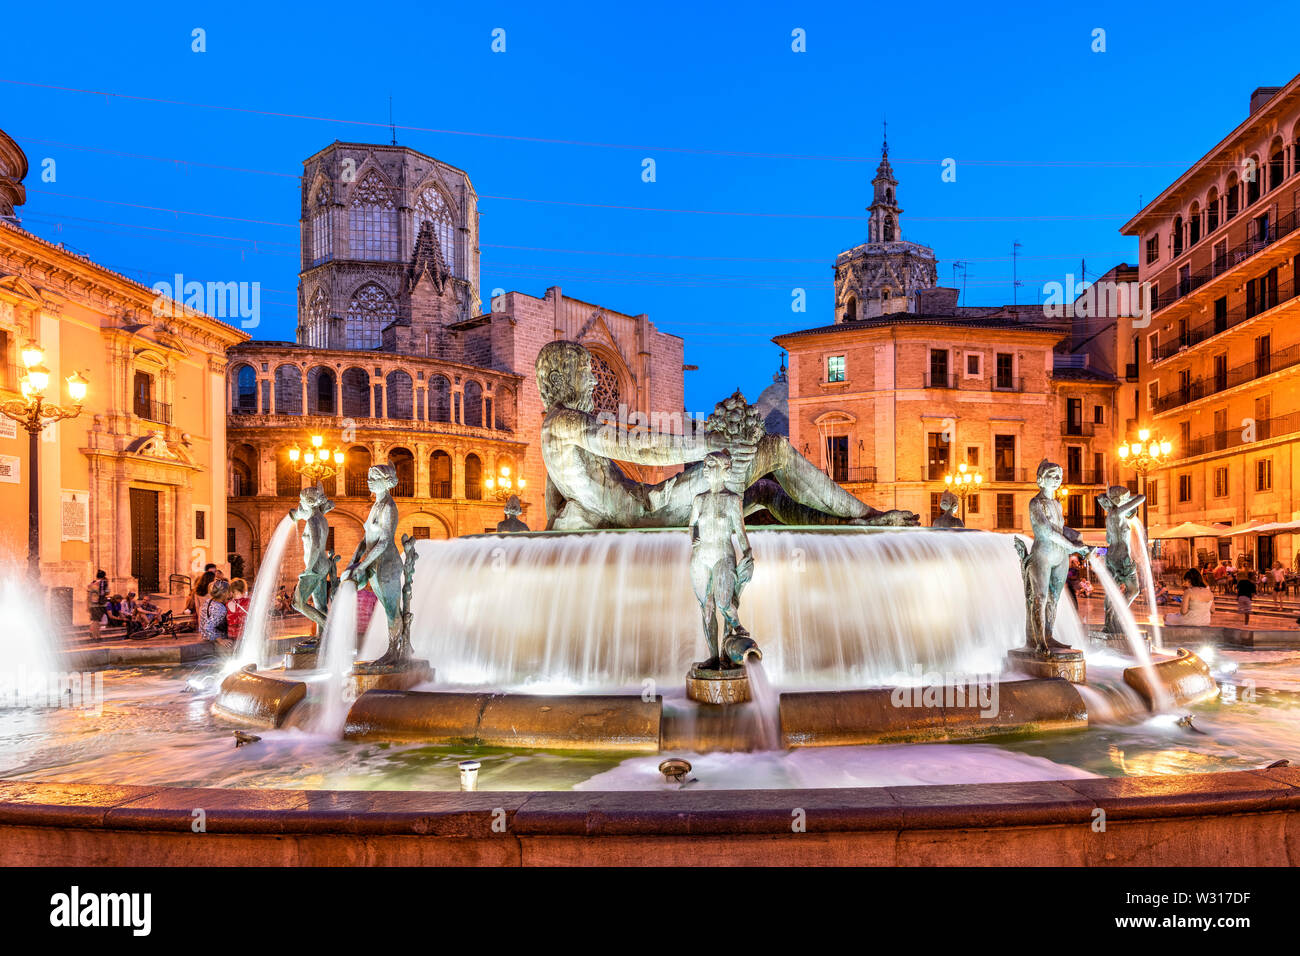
[
  {"left": 932, "top": 489, "right": 964, "bottom": 529},
  {"left": 496, "top": 494, "right": 530, "bottom": 533},
  {"left": 689, "top": 451, "right": 759, "bottom": 669},
  {"left": 288, "top": 484, "right": 338, "bottom": 628},
  {"left": 1097, "top": 484, "right": 1146, "bottom": 635},
  {"left": 341, "top": 464, "right": 410, "bottom": 667},
  {"left": 536, "top": 340, "right": 917, "bottom": 530},
  {"left": 1015, "top": 460, "right": 1092, "bottom": 653}
]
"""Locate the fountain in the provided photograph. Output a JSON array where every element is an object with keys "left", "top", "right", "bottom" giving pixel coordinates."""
[
  {"left": 16, "top": 339, "right": 1289, "bottom": 867},
  {"left": 230, "top": 514, "right": 296, "bottom": 671}
]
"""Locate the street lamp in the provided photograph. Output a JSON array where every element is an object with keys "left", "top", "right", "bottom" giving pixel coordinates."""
[
  {"left": 1116, "top": 427, "right": 1173, "bottom": 527},
  {"left": 942, "top": 462, "right": 983, "bottom": 523},
  {"left": 484, "top": 464, "right": 525, "bottom": 501},
  {"left": 0, "top": 341, "right": 88, "bottom": 582},
  {"left": 287, "top": 433, "right": 344, "bottom": 487}
]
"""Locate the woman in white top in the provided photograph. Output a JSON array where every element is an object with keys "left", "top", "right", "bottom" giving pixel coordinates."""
[{"left": 1165, "top": 568, "right": 1214, "bottom": 626}]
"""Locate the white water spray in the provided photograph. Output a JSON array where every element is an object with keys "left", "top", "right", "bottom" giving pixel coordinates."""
[
  {"left": 311, "top": 581, "right": 358, "bottom": 736},
  {"left": 1128, "top": 518, "right": 1163, "bottom": 650},
  {"left": 408, "top": 528, "right": 1028, "bottom": 690},
  {"left": 744, "top": 659, "right": 782, "bottom": 750},
  {"left": 1088, "top": 553, "right": 1172, "bottom": 711},
  {"left": 231, "top": 515, "right": 296, "bottom": 671}
]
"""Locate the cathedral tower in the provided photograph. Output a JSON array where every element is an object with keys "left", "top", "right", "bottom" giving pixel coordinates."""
[
  {"left": 833, "top": 132, "right": 938, "bottom": 321},
  {"left": 296, "top": 142, "right": 480, "bottom": 354}
]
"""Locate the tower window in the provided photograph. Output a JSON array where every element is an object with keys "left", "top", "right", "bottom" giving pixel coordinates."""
[
  {"left": 348, "top": 170, "right": 398, "bottom": 261},
  {"left": 826, "top": 355, "right": 845, "bottom": 383}
]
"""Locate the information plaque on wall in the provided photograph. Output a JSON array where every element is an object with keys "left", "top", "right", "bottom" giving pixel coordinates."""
[{"left": 61, "top": 489, "right": 90, "bottom": 542}]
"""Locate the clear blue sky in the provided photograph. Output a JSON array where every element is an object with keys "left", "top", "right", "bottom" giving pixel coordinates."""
[{"left": 4, "top": 1, "right": 1299, "bottom": 411}]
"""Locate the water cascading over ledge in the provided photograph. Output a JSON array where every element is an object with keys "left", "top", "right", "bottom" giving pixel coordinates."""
[{"left": 407, "top": 528, "right": 1031, "bottom": 691}]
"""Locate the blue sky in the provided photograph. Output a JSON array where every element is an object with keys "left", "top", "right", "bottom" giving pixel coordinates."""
[{"left": 4, "top": 1, "right": 1299, "bottom": 410}]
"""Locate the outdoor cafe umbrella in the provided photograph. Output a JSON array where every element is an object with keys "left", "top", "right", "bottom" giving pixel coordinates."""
[
  {"left": 1146, "top": 521, "right": 1226, "bottom": 539},
  {"left": 1223, "top": 518, "right": 1275, "bottom": 536}
]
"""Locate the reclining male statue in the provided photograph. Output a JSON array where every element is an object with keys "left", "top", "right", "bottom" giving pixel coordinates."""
[{"left": 537, "top": 340, "right": 918, "bottom": 530}]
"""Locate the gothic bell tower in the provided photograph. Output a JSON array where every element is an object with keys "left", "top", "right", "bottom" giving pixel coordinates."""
[{"left": 867, "top": 127, "right": 900, "bottom": 243}]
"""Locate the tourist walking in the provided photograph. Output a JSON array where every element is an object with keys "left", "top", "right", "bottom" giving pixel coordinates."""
[
  {"left": 86, "top": 569, "right": 108, "bottom": 641},
  {"left": 1269, "top": 561, "right": 1287, "bottom": 609},
  {"left": 1235, "top": 570, "right": 1257, "bottom": 626}
]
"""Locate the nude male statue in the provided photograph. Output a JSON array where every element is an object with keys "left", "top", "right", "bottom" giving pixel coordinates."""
[
  {"left": 536, "top": 340, "right": 918, "bottom": 530},
  {"left": 690, "top": 451, "right": 759, "bottom": 669}
]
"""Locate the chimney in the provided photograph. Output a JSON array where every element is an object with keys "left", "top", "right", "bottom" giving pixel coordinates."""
[{"left": 1250, "top": 86, "right": 1282, "bottom": 115}]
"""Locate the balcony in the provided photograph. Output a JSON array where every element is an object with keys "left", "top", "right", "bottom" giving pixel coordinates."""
[
  {"left": 924, "top": 371, "right": 957, "bottom": 389},
  {"left": 923, "top": 466, "right": 1026, "bottom": 483},
  {"left": 990, "top": 376, "right": 1024, "bottom": 392},
  {"left": 1153, "top": 341, "right": 1300, "bottom": 413},
  {"left": 134, "top": 399, "right": 173, "bottom": 425},
  {"left": 1060, "top": 421, "right": 1096, "bottom": 437},
  {"left": 1153, "top": 271, "right": 1299, "bottom": 362},
  {"left": 345, "top": 475, "right": 370, "bottom": 497},
  {"left": 830, "top": 466, "right": 876, "bottom": 483},
  {"left": 1063, "top": 469, "right": 1107, "bottom": 486},
  {"left": 1150, "top": 206, "right": 1300, "bottom": 316},
  {"left": 1125, "top": 363, "right": 1139, "bottom": 382},
  {"left": 1175, "top": 410, "right": 1300, "bottom": 459}
]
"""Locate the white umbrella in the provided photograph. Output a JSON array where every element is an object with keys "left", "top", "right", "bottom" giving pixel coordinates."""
[
  {"left": 1223, "top": 518, "right": 1274, "bottom": 536},
  {"left": 1147, "top": 521, "right": 1226, "bottom": 539}
]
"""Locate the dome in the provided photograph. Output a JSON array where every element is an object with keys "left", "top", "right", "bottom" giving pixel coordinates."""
[{"left": 0, "top": 128, "right": 28, "bottom": 220}]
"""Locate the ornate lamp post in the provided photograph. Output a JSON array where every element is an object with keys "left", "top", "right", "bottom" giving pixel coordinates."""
[
  {"left": 287, "top": 433, "right": 344, "bottom": 487},
  {"left": 0, "top": 341, "right": 88, "bottom": 582},
  {"left": 942, "top": 462, "right": 983, "bottom": 523},
  {"left": 484, "top": 464, "right": 525, "bottom": 502},
  {"left": 1116, "top": 428, "right": 1173, "bottom": 528}
]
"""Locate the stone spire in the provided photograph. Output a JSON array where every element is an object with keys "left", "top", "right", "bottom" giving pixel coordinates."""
[
  {"left": 867, "top": 125, "right": 900, "bottom": 244},
  {"left": 408, "top": 220, "right": 450, "bottom": 294}
]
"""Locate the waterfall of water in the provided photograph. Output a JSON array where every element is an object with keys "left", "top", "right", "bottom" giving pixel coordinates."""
[
  {"left": 744, "top": 660, "right": 782, "bottom": 750},
  {"left": 0, "top": 573, "right": 60, "bottom": 704},
  {"left": 407, "top": 528, "right": 1028, "bottom": 690},
  {"left": 231, "top": 514, "right": 296, "bottom": 671},
  {"left": 1088, "top": 554, "right": 1172, "bottom": 711},
  {"left": 1128, "top": 519, "right": 1163, "bottom": 649},
  {"left": 311, "top": 580, "right": 358, "bottom": 735}
]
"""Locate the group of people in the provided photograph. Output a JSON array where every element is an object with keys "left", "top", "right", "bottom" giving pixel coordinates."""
[
  {"left": 184, "top": 563, "right": 250, "bottom": 648},
  {"left": 86, "top": 563, "right": 250, "bottom": 649}
]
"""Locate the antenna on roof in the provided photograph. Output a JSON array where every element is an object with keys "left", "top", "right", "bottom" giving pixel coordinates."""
[
  {"left": 952, "top": 261, "right": 968, "bottom": 306},
  {"left": 389, "top": 95, "right": 396, "bottom": 146},
  {"left": 1012, "top": 240, "right": 1023, "bottom": 307}
]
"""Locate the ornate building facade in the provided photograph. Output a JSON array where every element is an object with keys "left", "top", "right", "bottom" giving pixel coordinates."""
[
  {"left": 0, "top": 128, "right": 247, "bottom": 615},
  {"left": 776, "top": 143, "right": 1121, "bottom": 533},
  {"left": 1123, "top": 77, "right": 1300, "bottom": 568},
  {"left": 227, "top": 141, "right": 686, "bottom": 572}
]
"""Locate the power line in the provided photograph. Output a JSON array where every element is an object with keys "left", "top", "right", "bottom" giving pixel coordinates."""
[{"left": 0, "top": 78, "right": 1249, "bottom": 169}]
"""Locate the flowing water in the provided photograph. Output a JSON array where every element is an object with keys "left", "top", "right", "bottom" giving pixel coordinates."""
[
  {"left": 231, "top": 515, "right": 296, "bottom": 671},
  {"left": 744, "top": 660, "right": 781, "bottom": 750},
  {"left": 1088, "top": 554, "right": 1173, "bottom": 711},
  {"left": 0, "top": 573, "right": 59, "bottom": 703},
  {"left": 1129, "top": 519, "right": 1163, "bottom": 649},
  {"left": 409, "top": 528, "right": 1028, "bottom": 690},
  {"left": 310, "top": 581, "right": 358, "bottom": 736}
]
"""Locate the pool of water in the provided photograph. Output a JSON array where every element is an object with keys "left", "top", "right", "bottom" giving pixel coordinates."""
[{"left": 0, "top": 648, "right": 1296, "bottom": 793}]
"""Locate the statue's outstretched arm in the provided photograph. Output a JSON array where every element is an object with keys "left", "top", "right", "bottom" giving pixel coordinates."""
[
  {"left": 570, "top": 412, "right": 712, "bottom": 466},
  {"left": 1121, "top": 495, "right": 1146, "bottom": 518}
]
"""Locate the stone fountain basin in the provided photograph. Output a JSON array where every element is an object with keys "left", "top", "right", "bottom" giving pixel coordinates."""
[{"left": 2, "top": 768, "right": 1300, "bottom": 865}]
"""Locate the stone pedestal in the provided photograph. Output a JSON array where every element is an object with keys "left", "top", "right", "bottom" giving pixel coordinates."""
[
  {"left": 685, "top": 664, "right": 750, "bottom": 704},
  {"left": 348, "top": 659, "right": 433, "bottom": 697},
  {"left": 1006, "top": 647, "right": 1086, "bottom": 683}
]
